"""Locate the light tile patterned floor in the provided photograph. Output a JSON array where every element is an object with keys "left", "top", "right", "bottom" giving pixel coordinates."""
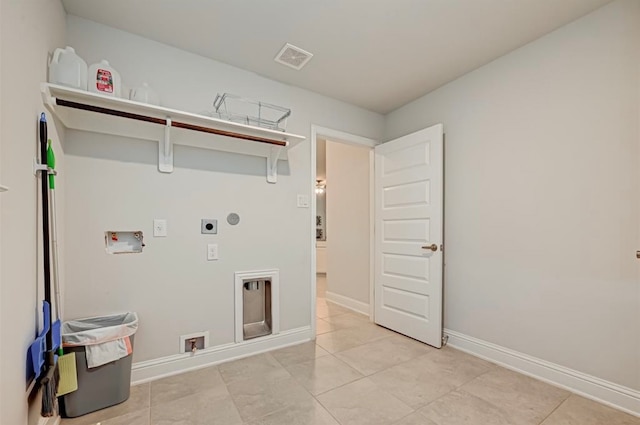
[{"left": 61, "top": 276, "right": 640, "bottom": 425}]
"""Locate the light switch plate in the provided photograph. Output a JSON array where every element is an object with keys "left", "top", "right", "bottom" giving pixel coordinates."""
[
  {"left": 297, "top": 194, "right": 310, "bottom": 208},
  {"left": 153, "top": 219, "right": 167, "bottom": 237},
  {"left": 207, "top": 244, "right": 218, "bottom": 261}
]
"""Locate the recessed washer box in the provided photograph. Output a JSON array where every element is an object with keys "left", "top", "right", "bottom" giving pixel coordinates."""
[
  {"left": 105, "top": 231, "right": 144, "bottom": 254},
  {"left": 179, "top": 331, "right": 209, "bottom": 353}
]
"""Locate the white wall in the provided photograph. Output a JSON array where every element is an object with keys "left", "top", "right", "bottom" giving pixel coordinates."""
[
  {"left": 385, "top": 0, "right": 640, "bottom": 391},
  {"left": 0, "top": 1, "right": 66, "bottom": 424},
  {"left": 63, "top": 16, "right": 384, "bottom": 364},
  {"left": 325, "top": 141, "right": 371, "bottom": 306}
]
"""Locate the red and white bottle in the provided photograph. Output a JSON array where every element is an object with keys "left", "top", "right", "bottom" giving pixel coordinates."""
[{"left": 88, "top": 60, "right": 122, "bottom": 97}]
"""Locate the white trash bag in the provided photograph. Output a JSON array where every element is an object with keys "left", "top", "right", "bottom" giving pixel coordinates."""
[{"left": 62, "top": 312, "right": 138, "bottom": 368}]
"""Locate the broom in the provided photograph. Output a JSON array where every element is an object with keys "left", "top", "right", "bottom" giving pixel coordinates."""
[
  {"left": 39, "top": 113, "right": 59, "bottom": 417},
  {"left": 47, "top": 139, "right": 78, "bottom": 398}
]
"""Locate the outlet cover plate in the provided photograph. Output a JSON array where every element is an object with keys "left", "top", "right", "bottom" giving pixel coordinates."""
[
  {"left": 207, "top": 243, "right": 218, "bottom": 260},
  {"left": 153, "top": 219, "right": 167, "bottom": 237},
  {"left": 297, "top": 194, "right": 310, "bottom": 208},
  {"left": 201, "top": 219, "right": 218, "bottom": 234}
]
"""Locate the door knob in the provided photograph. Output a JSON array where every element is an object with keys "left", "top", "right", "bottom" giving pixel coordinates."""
[{"left": 422, "top": 244, "right": 438, "bottom": 252}]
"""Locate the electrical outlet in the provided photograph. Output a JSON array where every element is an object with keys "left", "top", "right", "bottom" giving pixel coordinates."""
[
  {"left": 153, "top": 219, "right": 167, "bottom": 237},
  {"left": 201, "top": 219, "right": 218, "bottom": 234},
  {"left": 297, "top": 194, "right": 310, "bottom": 208},
  {"left": 207, "top": 244, "right": 218, "bottom": 260}
]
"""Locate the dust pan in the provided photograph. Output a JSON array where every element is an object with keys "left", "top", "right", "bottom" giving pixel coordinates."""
[{"left": 56, "top": 352, "right": 78, "bottom": 396}]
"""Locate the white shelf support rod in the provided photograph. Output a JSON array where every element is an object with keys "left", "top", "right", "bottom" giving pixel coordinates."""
[
  {"left": 159, "top": 117, "right": 174, "bottom": 173},
  {"left": 0, "top": 185, "right": 8, "bottom": 192},
  {"left": 267, "top": 145, "right": 284, "bottom": 184}
]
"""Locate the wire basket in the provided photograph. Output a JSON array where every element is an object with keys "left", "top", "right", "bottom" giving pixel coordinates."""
[{"left": 211, "top": 93, "right": 291, "bottom": 132}]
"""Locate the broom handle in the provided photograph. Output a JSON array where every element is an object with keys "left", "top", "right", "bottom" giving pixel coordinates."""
[
  {"left": 39, "top": 114, "right": 53, "bottom": 354},
  {"left": 50, "top": 190, "right": 62, "bottom": 322}
]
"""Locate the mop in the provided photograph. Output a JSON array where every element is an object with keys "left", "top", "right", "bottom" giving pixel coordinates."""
[{"left": 47, "top": 139, "right": 78, "bottom": 397}]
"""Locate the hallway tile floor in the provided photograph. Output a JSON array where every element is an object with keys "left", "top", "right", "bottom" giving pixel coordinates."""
[{"left": 60, "top": 277, "right": 640, "bottom": 425}]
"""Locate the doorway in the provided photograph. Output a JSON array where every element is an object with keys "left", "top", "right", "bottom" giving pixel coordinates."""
[
  {"left": 310, "top": 124, "right": 445, "bottom": 348},
  {"left": 310, "top": 126, "right": 377, "bottom": 338}
]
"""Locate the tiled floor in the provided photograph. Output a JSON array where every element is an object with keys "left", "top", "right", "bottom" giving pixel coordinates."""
[{"left": 61, "top": 275, "right": 640, "bottom": 425}]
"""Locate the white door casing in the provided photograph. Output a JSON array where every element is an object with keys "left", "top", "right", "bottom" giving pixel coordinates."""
[{"left": 374, "top": 124, "right": 444, "bottom": 347}]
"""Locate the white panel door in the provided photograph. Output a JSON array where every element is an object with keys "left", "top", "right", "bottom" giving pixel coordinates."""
[{"left": 374, "top": 124, "right": 444, "bottom": 347}]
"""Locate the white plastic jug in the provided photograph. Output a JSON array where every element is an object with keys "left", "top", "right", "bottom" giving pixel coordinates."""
[
  {"left": 49, "top": 46, "right": 88, "bottom": 90},
  {"left": 130, "top": 82, "right": 160, "bottom": 106},
  {"left": 88, "top": 60, "right": 122, "bottom": 97}
]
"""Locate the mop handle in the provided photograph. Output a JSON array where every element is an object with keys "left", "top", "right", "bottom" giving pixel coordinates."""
[
  {"left": 39, "top": 113, "right": 53, "bottom": 353},
  {"left": 48, "top": 140, "right": 62, "bottom": 323}
]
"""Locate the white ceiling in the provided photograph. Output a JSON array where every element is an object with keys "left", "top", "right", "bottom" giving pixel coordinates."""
[{"left": 62, "top": 0, "right": 613, "bottom": 114}]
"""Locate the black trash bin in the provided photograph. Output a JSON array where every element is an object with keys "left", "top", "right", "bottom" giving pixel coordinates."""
[{"left": 60, "top": 312, "right": 138, "bottom": 418}]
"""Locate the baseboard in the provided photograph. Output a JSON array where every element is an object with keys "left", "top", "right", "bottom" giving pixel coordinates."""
[
  {"left": 444, "top": 329, "right": 640, "bottom": 417},
  {"left": 131, "top": 326, "right": 312, "bottom": 384},
  {"left": 325, "top": 291, "right": 370, "bottom": 316}
]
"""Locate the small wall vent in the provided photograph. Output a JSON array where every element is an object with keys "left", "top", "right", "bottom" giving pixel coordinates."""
[{"left": 274, "top": 43, "right": 313, "bottom": 70}]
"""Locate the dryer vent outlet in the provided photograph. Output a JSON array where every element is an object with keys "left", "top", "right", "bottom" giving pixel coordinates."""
[{"left": 234, "top": 270, "right": 280, "bottom": 343}]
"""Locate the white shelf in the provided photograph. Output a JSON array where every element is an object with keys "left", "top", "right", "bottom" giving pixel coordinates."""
[{"left": 41, "top": 83, "right": 305, "bottom": 183}]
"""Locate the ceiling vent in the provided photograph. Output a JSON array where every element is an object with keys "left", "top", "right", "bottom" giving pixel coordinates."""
[{"left": 274, "top": 43, "right": 313, "bottom": 70}]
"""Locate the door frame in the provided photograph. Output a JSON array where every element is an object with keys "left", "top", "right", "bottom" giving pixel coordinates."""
[{"left": 310, "top": 125, "right": 377, "bottom": 338}]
